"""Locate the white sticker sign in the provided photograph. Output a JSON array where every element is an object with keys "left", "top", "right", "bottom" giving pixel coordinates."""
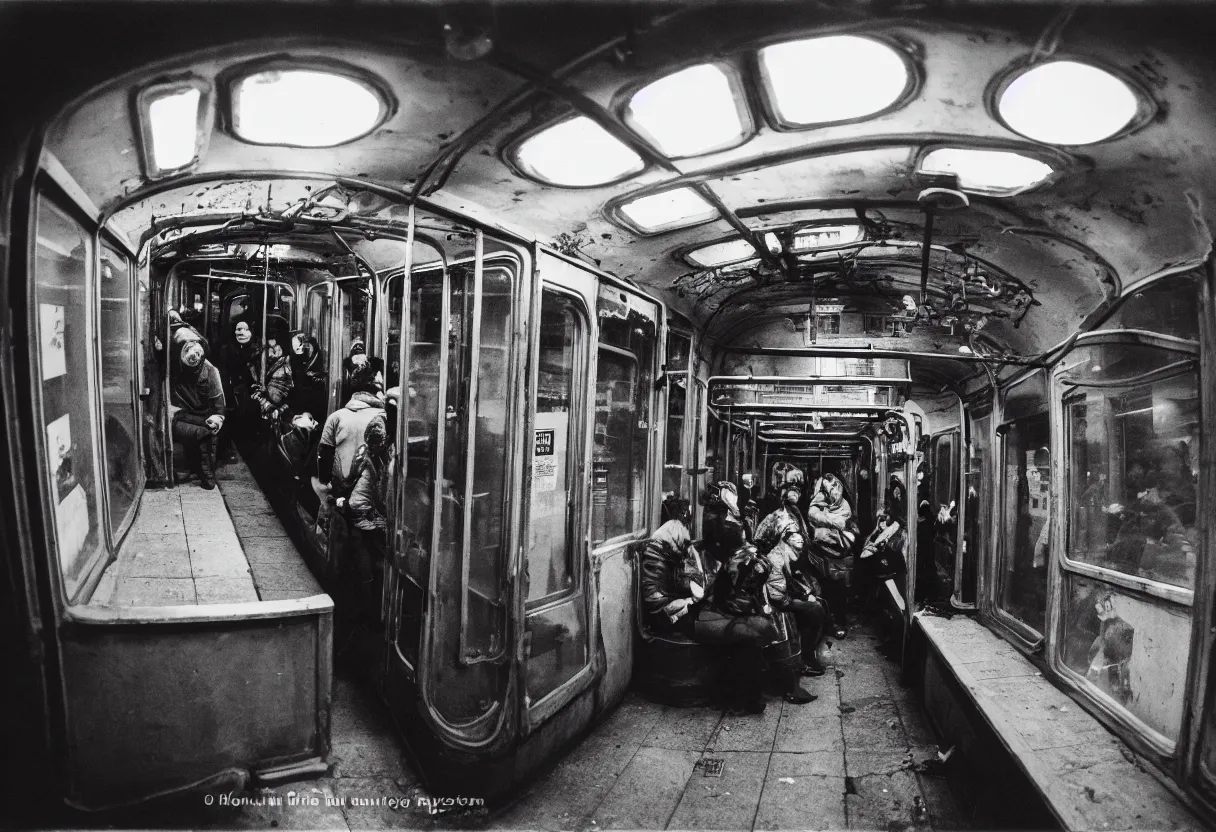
[{"left": 39, "top": 303, "right": 66, "bottom": 380}]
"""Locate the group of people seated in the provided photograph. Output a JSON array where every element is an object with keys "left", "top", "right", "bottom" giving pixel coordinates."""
[
  {"left": 163, "top": 308, "right": 395, "bottom": 613},
  {"left": 640, "top": 467, "right": 879, "bottom": 713}
]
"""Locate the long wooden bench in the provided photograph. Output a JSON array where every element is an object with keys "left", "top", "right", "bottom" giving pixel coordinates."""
[{"left": 917, "top": 613, "right": 1206, "bottom": 831}]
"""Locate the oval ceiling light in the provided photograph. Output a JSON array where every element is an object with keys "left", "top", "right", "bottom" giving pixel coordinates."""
[
  {"left": 618, "top": 187, "right": 717, "bottom": 234},
  {"left": 758, "top": 35, "right": 910, "bottom": 127},
  {"left": 515, "top": 116, "right": 645, "bottom": 187},
  {"left": 686, "top": 238, "right": 757, "bottom": 267},
  {"left": 791, "top": 224, "right": 865, "bottom": 251},
  {"left": 919, "top": 147, "right": 1053, "bottom": 195},
  {"left": 997, "top": 61, "right": 1139, "bottom": 145},
  {"left": 232, "top": 69, "right": 387, "bottom": 147},
  {"left": 626, "top": 64, "right": 749, "bottom": 158}
]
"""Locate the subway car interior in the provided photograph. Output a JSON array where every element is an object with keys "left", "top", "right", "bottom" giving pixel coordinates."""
[{"left": 1, "top": 1, "right": 1215, "bottom": 829}]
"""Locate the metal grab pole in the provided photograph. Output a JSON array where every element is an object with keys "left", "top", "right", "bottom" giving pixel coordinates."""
[{"left": 260, "top": 241, "right": 269, "bottom": 385}]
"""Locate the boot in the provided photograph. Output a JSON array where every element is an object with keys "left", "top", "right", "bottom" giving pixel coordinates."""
[
  {"left": 198, "top": 436, "right": 217, "bottom": 490},
  {"left": 784, "top": 667, "right": 818, "bottom": 703}
]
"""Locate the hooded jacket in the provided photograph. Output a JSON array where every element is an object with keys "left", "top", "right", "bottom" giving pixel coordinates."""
[
  {"left": 318, "top": 391, "right": 385, "bottom": 489},
  {"left": 639, "top": 519, "right": 704, "bottom": 628}
]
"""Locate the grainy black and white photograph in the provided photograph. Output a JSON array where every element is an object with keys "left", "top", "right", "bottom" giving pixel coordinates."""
[{"left": 0, "top": 2, "right": 1212, "bottom": 830}]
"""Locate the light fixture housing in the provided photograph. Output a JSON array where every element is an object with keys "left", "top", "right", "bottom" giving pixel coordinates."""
[
  {"left": 995, "top": 60, "right": 1142, "bottom": 145},
  {"left": 685, "top": 238, "right": 757, "bottom": 268},
  {"left": 136, "top": 78, "right": 212, "bottom": 179},
  {"left": 230, "top": 66, "right": 390, "bottom": 147},
  {"left": 623, "top": 63, "right": 752, "bottom": 158},
  {"left": 757, "top": 35, "right": 914, "bottom": 129},
  {"left": 917, "top": 147, "right": 1054, "bottom": 196},
  {"left": 512, "top": 116, "right": 646, "bottom": 188},
  {"left": 614, "top": 187, "right": 718, "bottom": 235},
  {"left": 789, "top": 223, "right": 866, "bottom": 252}
]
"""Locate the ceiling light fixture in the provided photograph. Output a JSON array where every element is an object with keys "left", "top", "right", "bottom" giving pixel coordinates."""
[
  {"left": 625, "top": 64, "right": 749, "bottom": 158},
  {"left": 758, "top": 35, "right": 911, "bottom": 127},
  {"left": 790, "top": 224, "right": 865, "bottom": 251},
  {"left": 514, "top": 116, "right": 646, "bottom": 187},
  {"left": 918, "top": 147, "right": 1053, "bottom": 195},
  {"left": 685, "top": 238, "right": 757, "bottom": 268},
  {"left": 997, "top": 60, "right": 1139, "bottom": 145},
  {"left": 617, "top": 187, "right": 718, "bottom": 234},
  {"left": 231, "top": 68, "right": 387, "bottom": 147}
]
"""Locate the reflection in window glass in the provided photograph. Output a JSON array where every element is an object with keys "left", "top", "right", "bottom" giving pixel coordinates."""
[
  {"left": 529, "top": 291, "right": 579, "bottom": 603},
  {"left": 1061, "top": 574, "right": 1189, "bottom": 741},
  {"left": 1066, "top": 360, "right": 1197, "bottom": 590},
  {"left": 35, "top": 196, "right": 102, "bottom": 592},
  {"left": 998, "top": 373, "right": 1050, "bottom": 635},
  {"left": 1097, "top": 274, "right": 1198, "bottom": 342},
  {"left": 99, "top": 245, "right": 139, "bottom": 536},
  {"left": 663, "top": 331, "right": 691, "bottom": 498},
  {"left": 930, "top": 432, "right": 957, "bottom": 597},
  {"left": 961, "top": 413, "right": 990, "bottom": 606},
  {"left": 592, "top": 288, "right": 656, "bottom": 545}
]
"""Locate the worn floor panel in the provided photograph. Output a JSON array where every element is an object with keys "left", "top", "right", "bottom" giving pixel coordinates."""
[
  {"left": 89, "top": 453, "right": 319, "bottom": 606},
  {"left": 176, "top": 619, "right": 964, "bottom": 831}
]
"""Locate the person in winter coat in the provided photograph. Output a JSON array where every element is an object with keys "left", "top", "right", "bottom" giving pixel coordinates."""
[
  {"left": 806, "top": 473, "right": 859, "bottom": 638},
  {"left": 702, "top": 481, "right": 750, "bottom": 568},
  {"left": 340, "top": 339, "right": 385, "bottom": 404},
  {"left": 314, "top": 361, "right": 385, "bottom": 501},
  {"left": 640, "top": 498, "right": 785, "bottom": 713},
  {"left": 170, "top": 336, "right": 225, "bottom": 489},
  {"left": 218, "top": 318, "right": 261, "bottom": 460},
  {"left": 764, "top": 526, "right": 828, "bottom": 678},
  {"left": 348, "top": 413, "right": 390, "bottom": 612},
  {"left": 755, "top": 473, "right": 810, "bottom": 555},
  {"left": 287, "top": 331, "right": 328, "bottom": 420},
  {"left": 250, "top": 329, "right": 293, "bottom": 425}
]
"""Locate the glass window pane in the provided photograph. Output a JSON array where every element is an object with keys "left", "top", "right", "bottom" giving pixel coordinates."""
[
  {"left": 1097, "top": 274, "right": 1198, "bottom": 342},
  {"left": 663, "top": 331, "right": 691, "bottom": 499},
  {"left": 99, "top": 245, "right": 139, "bottom": 536},
  {"left": 529, "top": 291, "right": 579, "bottom": 603},
  {"left": 998, "top": 373, "right": 1050, "bottom": 634},
  {"left": 34, "top": 196, "right": 103, "bottom": 591},
  {"left": 1066, "top": 360, "right": 1198, "bottom": 590},
  {"left": 337, "top": 278, "right": 375, "bottom": 402},
  {"left": 591, "top": 288, "right": 656, "bottom": 545},
  {"left": 961, "top": 413, "right": 990, "bottom": 606},
  {"left": 1060, "top": 574, "right": 1190, "bottom": 742}
]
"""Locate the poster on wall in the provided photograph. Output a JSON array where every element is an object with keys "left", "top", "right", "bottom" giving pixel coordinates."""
[
  {"left": 533, "top": 428, "right": 557, "bottom": 493},
  {"left": 46, "top": 413, "right": 76, "bottom": 501},
  {"left": 39, "top": 303, "right": 66, "bottom": 380}
]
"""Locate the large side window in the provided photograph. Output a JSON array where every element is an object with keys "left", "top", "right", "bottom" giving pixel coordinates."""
[
  {"left": 591, "top": 287, "right": 657, "bottom": 546},
  {"left": 1059, "top": 342, "right": 1197, "bottom": 745},
  {"left": 997, "top": 371, "right": 1051, "bottom": 637},
  {"left": 961, "top": 410, "right": 991, "bottom": 606},
  {"left": 33, "top": 193, "right": 103, "bottom": 596}
]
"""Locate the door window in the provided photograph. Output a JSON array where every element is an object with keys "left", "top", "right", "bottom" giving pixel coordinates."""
[
  {"left": 33, "top": 194, "right": 103, "bottom": 596},
  {"left": 663, "top": 330, "right": 691, "bottom": 499},
  {"left": 525, "top": 288, "right": 590, "bottom": 703},
  {"left": 997, "top": 371, "right": 1051, "bottom": 636},
  {"left": 99, "top": 243, "right": 140, "bottom": 538}
]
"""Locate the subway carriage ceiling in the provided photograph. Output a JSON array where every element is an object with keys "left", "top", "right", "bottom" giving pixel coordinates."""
[{"left": 39, "top": 1, "right": 1216, "bottom": 383}]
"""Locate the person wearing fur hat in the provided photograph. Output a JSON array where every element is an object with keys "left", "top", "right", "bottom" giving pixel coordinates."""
[{"left": 169, "top": 335, "right": 225, "bottom": 489}]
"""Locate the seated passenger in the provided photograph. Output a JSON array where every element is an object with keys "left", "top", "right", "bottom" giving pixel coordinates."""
[
  {"left": 170, "top": 338, "right": 225, "bottom": 489},
  {"left": 806, "top": 473, "right": 859, "bottom": 639},
  {"left": 640, "top": 499, "right": 788, "bottom": 714},
  {"left": 702, "top": 481, "right": 750, "bottom": 568},
  {"left": 250, "top": 329, "right": 293, "bottom": 425},
  {"left": 764, "top": 526, "right": 827, "bottom": 679}
]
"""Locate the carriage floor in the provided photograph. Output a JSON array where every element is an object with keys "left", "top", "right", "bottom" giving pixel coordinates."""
[
  {"left": 166, "top": 619, "right": 967, "bottom": 831},
  {"left": 89, "top": 455, "right": 322, "bottom": 606}
]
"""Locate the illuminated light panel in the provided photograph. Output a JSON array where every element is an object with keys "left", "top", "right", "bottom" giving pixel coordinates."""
[
  {"left": 791, "top": 224, "right": 864, "bottom": 251},
  {"left": 618, "top": 187, "right": 717, "bottom": 233},
  {"left": 232, "top": 69, "right": 385, "bottom": 146},
  {"left": 919, "top": 147, "right": 1053, "bottom": 195},
  {"left": 998, "top": 61, "right": 1138, "bottom": 145},
  {"left": 759, "top": 36, "right": 909, "bottom": 126},
  {"left": 627, "top": 64, "right": 746, "bottom": 157},
  {"left": 147, "top": 87, "right": 201, "bottom": 172},
  {"left": 686, "top": 238, "right": 757, "bottom": 267},
  {"left": 515, "top": 116, "right": 645, "bottom": 187}
]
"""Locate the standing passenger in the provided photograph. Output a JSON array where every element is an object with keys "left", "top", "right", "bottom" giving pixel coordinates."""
[
  {"left": 313, "top": 362, "right": 385, "bottom": 502},
  {"left": 807, "top": 473, "right": 858, "bottom": 639},
  {"left": 250, "top": 329, "right": 293, "bottom": 425},
  {"left": 218, "top": 318, "right": 260, "bottom": 460},
  {"left": 348, "top": 413, "right": 390, "bottom": 614}
]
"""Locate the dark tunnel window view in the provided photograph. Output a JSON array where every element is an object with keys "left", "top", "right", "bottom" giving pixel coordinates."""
[{"left": 4, "top": 2, "right": 1216, "bottom": 831}]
